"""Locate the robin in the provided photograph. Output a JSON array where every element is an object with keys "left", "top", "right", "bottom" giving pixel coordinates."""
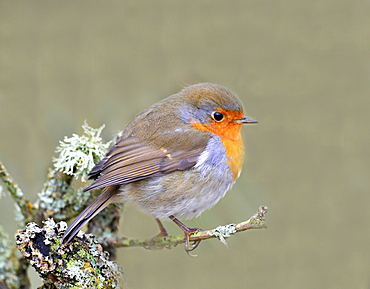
[{"left": 62, "top": 83, "right": 257, "bottom": 252}]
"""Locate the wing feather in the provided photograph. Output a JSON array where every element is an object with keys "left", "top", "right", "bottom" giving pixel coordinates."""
[{"left": 84, "top": 136, "right": 204, "bottom": 192}]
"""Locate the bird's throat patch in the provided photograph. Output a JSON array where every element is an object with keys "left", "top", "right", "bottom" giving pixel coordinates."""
[{"left": 190, "top": 117, "right": 245, "bottom": 179}]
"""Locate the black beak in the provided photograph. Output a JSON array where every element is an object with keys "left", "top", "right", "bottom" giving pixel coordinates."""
[{"left": 235, "top": 116, "right": 258, "bottom": 124}]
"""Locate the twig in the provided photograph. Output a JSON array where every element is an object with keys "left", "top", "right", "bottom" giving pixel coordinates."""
[
  {"left": 0, "top": 161, "right": 35, "bottom": 223},
  {"left": 113, "top": 206, "right": 268, "bottom": 249}
]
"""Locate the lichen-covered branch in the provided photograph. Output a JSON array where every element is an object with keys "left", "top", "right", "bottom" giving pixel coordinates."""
[
  {"left": 112, "top": 206, "right": 268, "bottom": 250},
  {"left": 0, "top": 122, "right": 117, "bottom": 288},
  {"left": 0, "top": 225, "right": 29, "bottom": 289},
  {"left": 53, "top": 121, "right": 112, "bottom": 183},
  {"left": 13, "top": 206, "right": 266, "bottom": 289},
  {"left": 0, "top": 122, "right": 268, "bottom": 288},
  {"left": 0, "top": 161, "right": 35, "bottom": 224},
  {"left": 35, "top": 121, "right": 111, "bottom": 224},
  {"left": 15, "top": 219, "right": 121, "bottom": 289}
]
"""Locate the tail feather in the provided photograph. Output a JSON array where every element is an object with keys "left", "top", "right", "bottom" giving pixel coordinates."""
[{"left": 62, "top": 186, "right": 118, "bottom": 244}]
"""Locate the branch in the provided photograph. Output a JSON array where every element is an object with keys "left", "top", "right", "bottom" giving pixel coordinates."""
[
  {"left": 112, "top": 206, "right": 268, "bottom": 250},
  {"left": 0, "top": 161, "right": 35, "bottom": 223},
  {"left": 15, "top": 219, "right": 121, "bottom": 289},
  {"left": 0, "top": 225, "right": 30, "bottom": 289},
  {"left": 0, "top": 123, "right": 118, "bottom": 288},
  {"left": 13, "top": 206, "right": 267, "bottom": 288}
]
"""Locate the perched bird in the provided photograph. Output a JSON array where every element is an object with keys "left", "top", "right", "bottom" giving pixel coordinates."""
[{"left": 62, "top": 83, "right": 257, "bottom": 252}]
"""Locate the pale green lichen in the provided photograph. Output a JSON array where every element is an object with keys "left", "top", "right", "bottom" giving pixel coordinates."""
[
  {"left": 16, "top": 220, "right": 121, "bottom": 288},
  {"left": 53, "top": 121, "right": 111, "bottom": 182},
  {"left": 0, "top": 185, "right": 4, "bottom": 198},
  {"left": 13, "top": 203, "right": 25, "bottom": 225},
  {"left": 0, "top": 225, "right": 21, "bottom": 289},
  {"left": 212, "top": 224, "right": 237, "bottom": 247},
  {"left": 14, "top": 186, "right": 24, "bottom": 198},
  {"left": 36, "top": 180, "right": 91, "bottom": 220},
  {"left": 43, "top": 219, "right": 58, "bottom": 245},
  {"left": 62, "top": 234, "right": 121, "bottom": 288},
  {"left": 61, "top": 187, "right": 92, "bottom": 212},
  {"left": 37, "top": 121, "right": 110, "bottom": 219}
]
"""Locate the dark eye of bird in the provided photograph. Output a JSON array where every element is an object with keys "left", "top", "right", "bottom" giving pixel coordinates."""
[{"left": 212, "top": 111, "right": 224, "bottom": 122}]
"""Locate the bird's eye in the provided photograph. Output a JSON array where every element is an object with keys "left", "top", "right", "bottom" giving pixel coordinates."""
[{"left": 211, "top": 111, "right": 224, "bottom": 122}]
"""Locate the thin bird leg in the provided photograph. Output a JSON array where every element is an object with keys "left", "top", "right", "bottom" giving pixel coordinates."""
[
  {"left": 154, "top": 218, "right": 169, "bottom": 238},
  {"left": 147, "top": 218, "right": 169, "bottom": 248},
  {"left": 169, "top": 215, "right": 203, "bottom": 252}
]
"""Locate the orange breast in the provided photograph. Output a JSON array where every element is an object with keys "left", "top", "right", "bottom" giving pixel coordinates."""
[{"left": 190, "top": 110, "right": 245, "bottom": 179}]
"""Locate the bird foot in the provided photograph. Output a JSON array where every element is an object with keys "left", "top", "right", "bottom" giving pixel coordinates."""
[
  {"left": 169, "top": 215, "right": 204, "bottom": 256},
  {"left": 182, "top": 226, "right": 204, "bottom": 255},
  {"left": 145, "top": 218, "right": 170, "bottom": 249}
]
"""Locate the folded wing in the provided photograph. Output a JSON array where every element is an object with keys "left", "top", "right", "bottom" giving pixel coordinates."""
[{"left": 84, "top": 136, "right": 202, "bottom": 191}]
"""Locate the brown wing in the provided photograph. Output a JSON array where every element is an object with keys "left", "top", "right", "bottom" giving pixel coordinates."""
[{"left": 84, "top": 136, "right": 202, "bottom": 192}]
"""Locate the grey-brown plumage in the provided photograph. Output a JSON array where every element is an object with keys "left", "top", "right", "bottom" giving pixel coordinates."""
[{"left": 62, "top": 83, "right": 256, "bottom": 249}]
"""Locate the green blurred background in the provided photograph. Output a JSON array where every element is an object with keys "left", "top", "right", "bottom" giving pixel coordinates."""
[{"left": 1, "top": 1, "right": 369, "bottom": 288}]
